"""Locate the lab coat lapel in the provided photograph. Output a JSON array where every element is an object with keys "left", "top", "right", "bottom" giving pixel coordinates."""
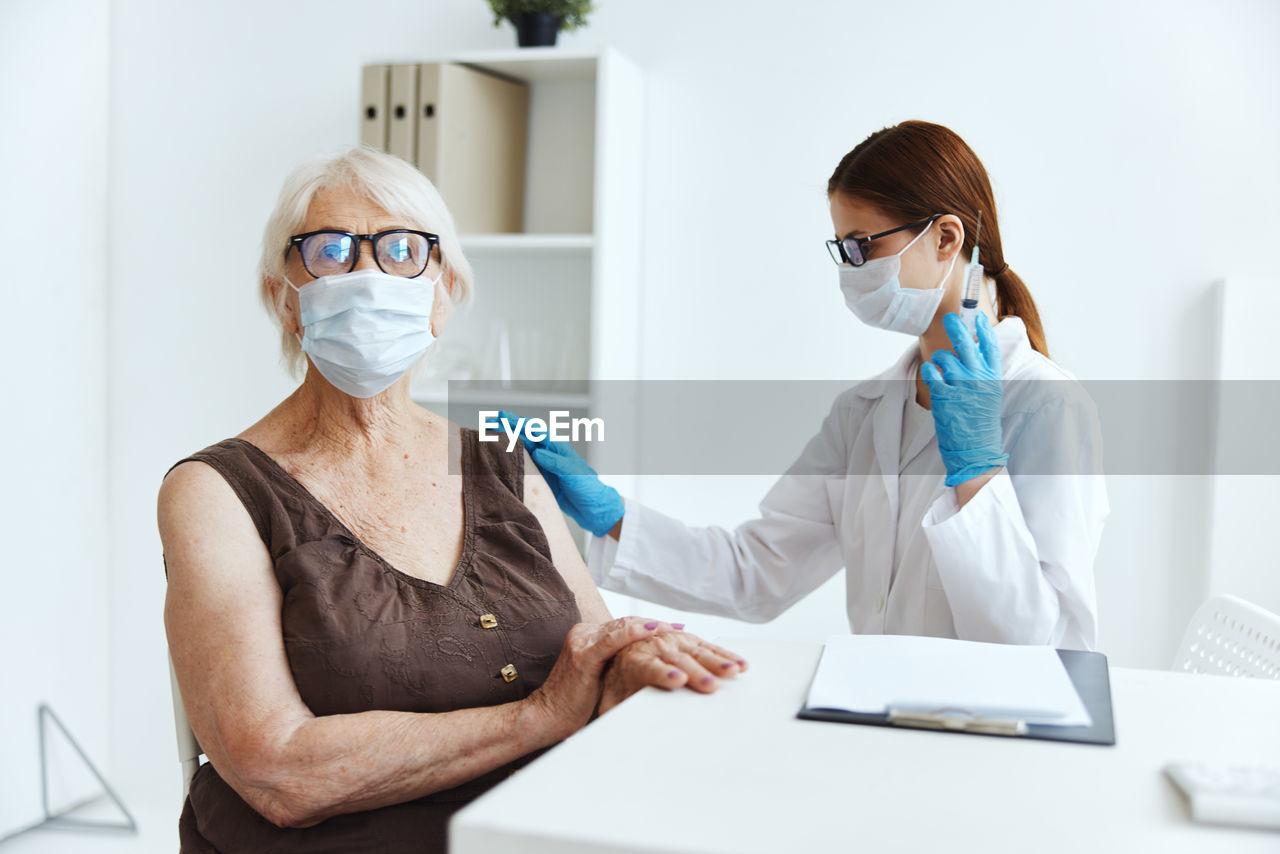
[
  {"left": 864, "top": 343, "right": 916, "bottom": 566},
  {"left": 872, "top": 380, "right": 904, "bottom": 557},
  {"left": 844, "top": 359, "right": 908, "bottom": 633}
]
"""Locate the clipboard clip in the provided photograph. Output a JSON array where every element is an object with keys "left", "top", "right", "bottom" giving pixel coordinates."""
[{"left": 887, "top": 707, "right": 1028, "bottom": 736}]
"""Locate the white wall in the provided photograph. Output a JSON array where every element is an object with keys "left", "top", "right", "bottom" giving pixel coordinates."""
[
  {"left": 101, "top": 0, "right": 1280, "bottom": 815},
  {"left": 1208, "top": 279, "right": 1280, "bottom": 617},
  {"left": 0, "top": 0, "right": 111, "bottom": 839}
]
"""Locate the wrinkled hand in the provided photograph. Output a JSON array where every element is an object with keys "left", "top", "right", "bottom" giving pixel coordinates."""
[
  {"left": 488, "top": 409, "right": 624, "bottom": 537},
  {"left": 597, "top": 632, "right": 748, "bottom": 716},
  {"left": 921, "top": 312, "right": 1009, "bottom": 487},
  {"left": 527, "top": 617, "right": 678, "bottom": 740}
]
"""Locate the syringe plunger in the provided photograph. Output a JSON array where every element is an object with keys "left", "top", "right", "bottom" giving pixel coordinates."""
[{"left": 960, "top": 211, "right": 985, "bottom": 332}]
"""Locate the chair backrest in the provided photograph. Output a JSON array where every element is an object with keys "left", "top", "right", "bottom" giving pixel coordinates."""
[
  {"left": 1173, "top": 594, "right": 1280, "bottom": 678},
  {"left": 168, "top": 656, "right": 204, "bottom": 797}
]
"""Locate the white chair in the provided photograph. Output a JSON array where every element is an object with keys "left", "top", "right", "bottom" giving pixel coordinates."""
[
  {"left": 1173, "top": 594, "right": 1280, "bottom": 678},
  {"left": 169, "top": 656, "right": 204, "bottom": 797}
]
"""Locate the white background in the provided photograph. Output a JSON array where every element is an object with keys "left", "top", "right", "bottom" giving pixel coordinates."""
[
  {"left": 1, "top": 0, "right": 111, "bottom": 841},
  {"left": 3, "top": 0, "right": 1278, "bottom": 848}
]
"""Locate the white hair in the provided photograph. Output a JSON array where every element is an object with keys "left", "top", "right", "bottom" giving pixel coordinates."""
[{"left": 258, "top": 145, "right": 475, "bottom": 377}]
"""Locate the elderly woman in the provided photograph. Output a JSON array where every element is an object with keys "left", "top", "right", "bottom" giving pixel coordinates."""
[{"left": 158, "top": 146, "right": 746, "bottom": 853}]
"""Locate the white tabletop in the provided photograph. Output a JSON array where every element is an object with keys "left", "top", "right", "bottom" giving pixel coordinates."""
[{"left": 452, "top": 638, "right": 1280, "bottom": 853}]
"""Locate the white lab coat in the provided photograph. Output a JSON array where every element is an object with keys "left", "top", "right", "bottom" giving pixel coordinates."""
[{"left": 587, "top": 317, "right": 1107, "bottom": 649}]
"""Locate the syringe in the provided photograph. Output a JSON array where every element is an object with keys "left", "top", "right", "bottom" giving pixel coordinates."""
[{"left": 960, "top": 210, "right": 984, "bottom": 334}]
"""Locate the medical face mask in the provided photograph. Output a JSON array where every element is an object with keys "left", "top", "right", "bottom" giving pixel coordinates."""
[
  {"left": 838, "top": 222, "right": 958, "bottom": 336},
  {"left": 285, "top": 268, "right": 441, "bottom": 398}
]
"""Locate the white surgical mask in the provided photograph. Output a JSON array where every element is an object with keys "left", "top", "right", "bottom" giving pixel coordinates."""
[
  {"left": 285, "top": 268, "right": 441, "bottom": 398},
  {"left": 838, "top": 221, "right": 958, "bottom": 336}
]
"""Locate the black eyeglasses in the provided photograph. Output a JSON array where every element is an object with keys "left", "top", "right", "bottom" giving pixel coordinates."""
[
  {"left": 825, "top": 214, "right": 941, "bottom": 267},
  {"left": 287, "top": 229, "right": 441, "bottom": 279}
]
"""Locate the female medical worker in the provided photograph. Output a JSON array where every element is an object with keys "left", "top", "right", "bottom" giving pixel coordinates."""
[{"left": 516, "top": 120, "right": 1107, "bottom": 649}]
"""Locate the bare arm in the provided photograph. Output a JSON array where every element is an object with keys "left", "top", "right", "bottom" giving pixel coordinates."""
[
  {"left": 522, "top": 449, "right": 611, "bottom": 623},
  {"left": 160, "top": 462, "right": 655, "bottom": 829}
]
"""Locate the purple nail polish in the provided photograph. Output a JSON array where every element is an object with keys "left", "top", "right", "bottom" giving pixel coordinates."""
[
  {"left": 701, "top": 675, "right": 715, "bottom": 685},
  {"left": 737, "top": 659, "right": 747, "bottom": 666},
  {"left": 644, "top": 621, "right": 658, "bottom": 630},
  {"left": 721, "top": 662, "right": 733, "bottom": 668},
  {"left": 668, "top": 669, "right": 681, "bottom": 678},
  {"left": 672, "top": 623, "right": 685, "bottom": 630}
]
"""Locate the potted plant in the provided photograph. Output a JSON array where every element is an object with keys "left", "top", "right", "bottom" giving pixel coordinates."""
[{"left": 487, "top": 0, "right": 593, "bottom": 48}]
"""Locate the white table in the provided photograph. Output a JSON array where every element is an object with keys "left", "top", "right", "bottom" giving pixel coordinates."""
[{"left": 452, "top": 639, "right": 1280, "bottom": 853}]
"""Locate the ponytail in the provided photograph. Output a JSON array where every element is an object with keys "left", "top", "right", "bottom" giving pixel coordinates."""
[{"left": 991, "top": 266, "right": 1048, "bottom": 358}]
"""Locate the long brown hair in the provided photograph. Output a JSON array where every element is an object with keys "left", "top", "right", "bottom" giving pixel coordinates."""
[{"left": 827, "top": 120, "right": 1048, "bottom": 356}]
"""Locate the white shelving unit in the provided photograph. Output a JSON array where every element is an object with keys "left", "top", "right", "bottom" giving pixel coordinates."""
[{"left": 384, "top": 47, "right": 643, "bottom": 553}]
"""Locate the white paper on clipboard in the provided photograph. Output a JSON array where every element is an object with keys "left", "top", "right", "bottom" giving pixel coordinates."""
[{"left": 805, "top": 635, "right": 1092, "bottom": 727}]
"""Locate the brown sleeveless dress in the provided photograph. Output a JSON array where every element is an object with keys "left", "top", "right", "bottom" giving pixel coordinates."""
[{"left": 168, "top": 428, "right": 582, "bottom": 853}]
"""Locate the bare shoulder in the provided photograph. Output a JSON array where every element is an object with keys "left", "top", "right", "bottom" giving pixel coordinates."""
[
  {"left": 158, "top": 459, "right": 241, "bottom": 533},
  {"left": 160, "top": 456, "right": 228, "bottom": 497},
  {"left": 158, "top": 458, "right": 268, "bottom": 590}
]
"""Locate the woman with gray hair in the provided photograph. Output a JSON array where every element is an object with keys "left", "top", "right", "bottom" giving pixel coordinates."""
[{"left": 158, "top": 146, "right": 746, "bottom": 853}]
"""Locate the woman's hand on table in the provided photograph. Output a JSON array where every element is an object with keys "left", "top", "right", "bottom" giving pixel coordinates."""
[
  {"left": 597, "top": 632, "right": 748, "bottom": 716},
  {"left": 526, "top": 617, "right": 679, "bottom": 739}
]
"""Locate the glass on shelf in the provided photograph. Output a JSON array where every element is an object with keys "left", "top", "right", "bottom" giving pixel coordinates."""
[
  {"left": 480, "top": 320, "right": 578, "bottom": 391},
  {"left": 414, "top": 317, "right": 585, "bottom": 404}
]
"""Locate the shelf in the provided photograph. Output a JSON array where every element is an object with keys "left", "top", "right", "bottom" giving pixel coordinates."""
[
  {"left": 459, "top": 233, "right": 594, "bottom": 252},
  {"left": 376, "top": 48, "right": 600, "bottom": 84},
  {"left": 453, "top": 48, "right": 601, "bottom": 84},
  {"left": 413, "top": 385, "right": 592, "bottom": 410}
]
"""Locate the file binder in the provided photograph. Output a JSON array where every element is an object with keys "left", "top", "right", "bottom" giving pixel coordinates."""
[
  {"left": 387, "top": 64, "right": 418, "bottom": 163},
  {"left": 416, "top": 63, "right": 529, "bottom": 233},
  {"left": 798, "top": 649, "right": 1116, "bottom": 746},
  {"left": 359, "top": 65, "right": 388, "bottom": 150}
]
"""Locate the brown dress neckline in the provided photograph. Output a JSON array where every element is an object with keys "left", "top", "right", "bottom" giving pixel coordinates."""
[{"left": 223, "top": 431, "right": 477, "bottom": 592}]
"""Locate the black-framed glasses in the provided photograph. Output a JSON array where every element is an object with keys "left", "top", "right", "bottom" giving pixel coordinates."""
[
  {"left": 825, "top": 214, "right": 941, "bottom": 267},
  {"left": 287, "top": 229, "right": 441, "bottom": 279}
]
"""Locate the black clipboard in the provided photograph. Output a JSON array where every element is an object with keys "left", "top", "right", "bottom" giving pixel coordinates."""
[{"left": 796, "top": 649, "right": 1116, "bottom": 746}]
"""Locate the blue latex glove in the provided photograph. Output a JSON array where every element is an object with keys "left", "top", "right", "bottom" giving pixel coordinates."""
[
  {"left": 920, "top": 313, "right": 1010, "bottom": 487},
  {"left": 485, "top": 409, "right": 625, "bottom": 537}
]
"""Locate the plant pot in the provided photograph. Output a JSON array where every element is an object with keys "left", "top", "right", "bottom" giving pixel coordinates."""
[{"left": 513, "top": 12, "right": 562, "bottom": 47}]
